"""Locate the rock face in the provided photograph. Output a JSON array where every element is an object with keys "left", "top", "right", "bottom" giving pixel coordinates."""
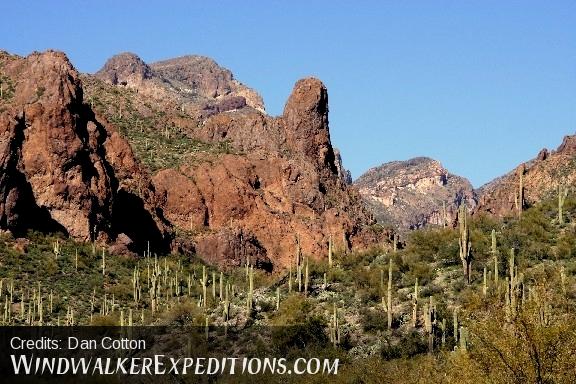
[
  {"left": 152, "top": 77, "right": 378, "bottom": 268},
  {"left": 0, "top": 50, "right": 379, "bottom": 270},
  {"left": 355, "top": 157, "right": 476, "bottom": 231},
  {"left": 476, "top": 135, "right": 576, "bottom": 217},
  {"left": 0, "top": 50, "right": 170, "bottom": 252}
]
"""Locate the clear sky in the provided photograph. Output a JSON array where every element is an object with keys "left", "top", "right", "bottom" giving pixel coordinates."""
[{"left": 2, "top": 1, "right": 575, "bottom": 187}]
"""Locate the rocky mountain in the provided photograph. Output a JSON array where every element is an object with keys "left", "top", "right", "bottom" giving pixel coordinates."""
[
  {"left": 0, "top": 49, "right": 381, "bottom": 269},
  {"left": 0, "top": 50, "right": 170, "bottom": 252},
  {"left": 355, "top": 157, "right": 476, "bottom": 231},
  {"left": 475, "top": 135, "right": 576, "bottom": 217},
  {"left": 94, "top": 53, "right": 265, "bottom": 119}
]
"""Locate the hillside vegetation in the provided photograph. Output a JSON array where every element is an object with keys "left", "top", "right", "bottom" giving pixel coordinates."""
[{"left": 2, "top": 191, "right": 576, "bottom": 383}]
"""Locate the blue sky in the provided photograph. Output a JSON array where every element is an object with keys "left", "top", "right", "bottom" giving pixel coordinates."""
[{"left": 2, "top": 1, "right": 575, "bottom": 187}]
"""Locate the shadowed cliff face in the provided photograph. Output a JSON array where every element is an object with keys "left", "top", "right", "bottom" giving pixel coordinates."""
[
  {"left": 0, "top": 50, "right": 380, "bottom": 268},
  {"left": 475, "top": 135, "right": 576, "bottom": 217},
  {"left": 355, "top": 157, "right": 476, "bottom": 231},
  {"left": 0, "top": 50, "right": 170, "bottom": 253}
]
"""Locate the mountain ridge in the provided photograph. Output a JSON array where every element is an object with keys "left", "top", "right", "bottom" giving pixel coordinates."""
[
  {"left": 0, "top": 49, "right": 381, "bottom": 269},
  {"left": 355, "top": 156, "right": 476, "bottom": 231}
]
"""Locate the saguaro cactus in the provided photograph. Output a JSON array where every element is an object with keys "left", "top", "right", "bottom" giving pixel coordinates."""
[
  {"left": 53, "top": 239, "right": 60, "bottom": 259},
  {"left": 328, "top": 234, "right": 333, "bottom": 268},
  {"left": 288, "top": 263, "right": 292, "bottom": 293},
  {"left": 558, "top": 183, "right": 569, "bottom": 225},
  {"left": 247, "top": 265, "right": 254, "bottom": 310},
  {"left": 458, "top": 203, "right": 472, "bottom": 284},
  {"left": 505, "top": 248, "right": 520, "bottom": 320},
  {"left": 453, "top": 308, "right": 458, "bottom": 346},
  {"left": 201, "top": 266, "right": 207, "bottom": 308},
  {"left": 492, "top": 229, "right": 498, "bottom": 287},
  {"left": 412, "top": 278, "right": 418, "bottom": 328},
  {"left": 212, "top": 271, "right": 216, "bottom": 299},
  {"left": 515, "top": 167, "right": 525, "bottom": 218},
  {"left": 295, "top": 236, "right": 302, "bottom": 292},
  {"left": 304, "top": 257, "right": 309, "bottom": 296},
  {"left": 387, "top": 258, "right": 393, "bottom": 329},
  {"left": 276, "top": 287, "right": 280, "bottom": 310},
  {"left": 223, "top": 284, "right": 231, "bottom": 336},
  {"left": 424, "top": 297, "right": 436, "bottom": 353},
  {"left": 459, "top": 327, "right": 468, "bottom": 351},
  {"left": 101, "top": 248, "right": 106, "bottom": 277},
  {"left": 329, "top": 303, "right": 340, "bottom": 346},
  {"left": 483, "top": 266, "right": 487, "bottom": 296}
]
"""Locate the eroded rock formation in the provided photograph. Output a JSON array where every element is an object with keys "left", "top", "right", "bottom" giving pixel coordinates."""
[
  {"left": 0, "top": 50, "right": 170, "bottom": 252},
  {"left": 355, "top": 157, "right": 476, "bottom": 231},
  {"left": 1, "top": 50, "right": 380, "bottom": 269}
]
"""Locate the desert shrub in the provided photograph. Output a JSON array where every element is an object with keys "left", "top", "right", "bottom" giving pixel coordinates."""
[
  {"left": 404, "top": 227, "right": 459, "bottom": 264},
  {"left": 360, "top": 308, "right": 387, "bottom": 333},
  {"left": 381, "top": 330, "right": 428, "bottom": 360},
  {"left": 161, "top": 302, "right": 203, "bottom": 325},
  {"left": 271, "top": 316, "right": 329, "bottom": 358}
]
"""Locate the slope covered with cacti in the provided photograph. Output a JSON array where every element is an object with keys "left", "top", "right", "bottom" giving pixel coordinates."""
[{"left": 1, "top": 188, "right": 576, "bottom": 382}]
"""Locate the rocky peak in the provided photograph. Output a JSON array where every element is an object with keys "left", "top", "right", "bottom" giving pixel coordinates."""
[
  {"left": 355, "top": 157, "right": 476, "bottom": 231},
  {"left": 150, "top": 76, "right": 378, "bottom": 268},
  {"left": 94, "top": 52, "right": 152, "bottom": 86},
  {"left": 476, "top": 133, "right": 576, "bottom": 217},
  {"left": 150, "top": 55, "right": 234, "bottom": 98},
  {"left": 150, "top": 55, "right": 265, "bottom": 112},
  {"left": 93, "top": 53, "right": 265, "bottom": 116},
  {"left": 0, "top": 50, "right": 169, "bottom": 252},
  {"left": 283, "top": 78, "right": 336, "bottom": 173},
  {"left": 557, "top": 134, "right": 576, "bottom": 155}
]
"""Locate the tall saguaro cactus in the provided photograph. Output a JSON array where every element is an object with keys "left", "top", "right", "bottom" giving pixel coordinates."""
[
  {"left": 295, "top": 236, "right": 302, "bottom": 292},
  {"left": 328, "top": 234, "right": 333, "bottom": 268},
  {"left": 515, "top": 167, "right": 525, "bottom": 218},
  {"left": 304, "top": 257, "right": 309, "bottom": 296},
  {"left": 387, "top": 258, "right": 393, "bottom": 329},
  {"left": 492, "top": 229, "right": 498, "bottom": 287},
  {"left": 412, "top": 278, "right": 418, "bottom": 328},
  {"left": 458, "top": 203, "right": 472, "bottom": 284},
  {"left": 558, "top": 183, "right": 569, "bottom": 225},
  {"left": 507, "top": 248, "right": 518, "bottom": 319},
  {"left": 424, "top": 297, "right": 436, "bottom": 354},
  {"left": 453, "top": 308, "right": 459, "bottom": 346},
  {"left": 247, "top": 265, "right": 254, "bottom": 310}
]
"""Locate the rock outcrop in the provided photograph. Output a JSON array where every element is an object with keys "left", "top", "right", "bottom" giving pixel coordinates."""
[
  {"left": 355, "top": 157, "right": 476, "bottom": 231},
  {"left": 1, "top": 49, "right": 380, "bottom": 270},
  {"left": 0, "top": 50, "right": 170, "bottom": 252},
  {"left": 334, "top": 149, "right": 353, "bottom": 185},
  {"left": 152, "top": 78, "right": 378, "bottom": 268},
  {"left": 476, "top": 135, "right": 576, "bottom": 217}
]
